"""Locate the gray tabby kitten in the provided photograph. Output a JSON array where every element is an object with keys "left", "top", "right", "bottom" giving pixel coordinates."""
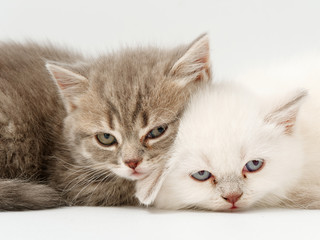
[{"left": 0, "top": 34, "right": 211, "bottom": 210}]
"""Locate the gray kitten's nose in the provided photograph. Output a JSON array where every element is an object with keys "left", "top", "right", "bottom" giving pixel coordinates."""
[
  {"left": 221, "top": 192, "right": 243, "bottom": 204},
  {"left": 124, "top": 159, "right": 142, "bottom": 170}
]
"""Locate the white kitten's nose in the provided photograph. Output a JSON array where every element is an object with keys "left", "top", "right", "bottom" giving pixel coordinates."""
[{"left": 221, "top": 192, "right": 243, "bottom": 204}]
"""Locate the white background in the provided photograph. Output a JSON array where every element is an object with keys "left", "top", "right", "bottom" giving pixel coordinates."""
[{"left": 1, "top": 0, "right": 320, "bottom": 239}]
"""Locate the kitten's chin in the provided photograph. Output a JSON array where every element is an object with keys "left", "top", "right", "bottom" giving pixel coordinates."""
[
  {"left": 128, "top": 171, "right": 148, "bottom": 180},
  {"left": 221, "top": 207, "right": 244, "bottom": 213},
  {"left": 196, "top": 201, "right": 250, "bottom": 212},
  {"left": 222, "top": 202, "right": 252, "bottom": 212},
  {"left": 111, "top": 168, "right": 148, "bottom": 180}
]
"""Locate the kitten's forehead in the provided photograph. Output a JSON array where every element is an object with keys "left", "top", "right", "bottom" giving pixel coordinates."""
[
  {"left": 84, "top": 47, "right": 187, "bottom": 133},
  {"left": 182, "top": 145, "right": 244, "bottom": 174},
  {"left": 176, "top": 83, "right": 267, "bottom": 171},
  {"left": 91, "top": 46, "right": 182, "bottom": 88},
  {"left": 181, "top": 84, "right": 262, "bottom": 144}
]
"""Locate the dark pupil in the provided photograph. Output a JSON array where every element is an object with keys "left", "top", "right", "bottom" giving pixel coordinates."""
[
  {"left": 198, "top": 171, "right": 205, "bottom": 175},
  {"left": 157, "top": 127, "right": 164, "bottom": 133},
  {"left": 252, "top": 160, "right": 259, "bottom": 166},
  {"left": 104, "top": 133, "right": 110, "bottom": 139}
]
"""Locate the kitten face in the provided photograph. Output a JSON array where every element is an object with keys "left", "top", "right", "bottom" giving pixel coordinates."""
[
  {"left": 47, "top": 34, "right": 211, "bottom": 181},
  {"left": 154, "top": 83, "right": 306, "bottom": 211},
  {"left": 63, "top": 73, "right": 183, "bottom": 180}
]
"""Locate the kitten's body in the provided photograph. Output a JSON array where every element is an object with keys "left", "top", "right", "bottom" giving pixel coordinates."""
[
  {"left": 0, "top": 43, "right": 135, "bottom": 209},
  {"left": 0, "top": 36, "right": 211, "bottom": 210},
  {"left": 152, "top": 79, "right": 320, "bottom": 211},
  {"left": 0, "top": 43, "right": 75, "bottom": 209}
]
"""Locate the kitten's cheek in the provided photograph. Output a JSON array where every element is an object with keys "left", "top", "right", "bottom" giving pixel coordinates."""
[{"left": 110, "top": 168, "right": 132, "bottom": 179}]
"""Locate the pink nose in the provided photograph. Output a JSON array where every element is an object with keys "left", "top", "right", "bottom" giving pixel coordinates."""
[
  {"left": 221, "top": 193, "right": 243, "bottom": 204},
  {"left": 124, "top": 159, "right": 142, "bottom": 170}
]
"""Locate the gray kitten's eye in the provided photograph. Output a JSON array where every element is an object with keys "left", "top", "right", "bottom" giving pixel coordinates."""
[
  {"left": 147, "top": 125, "right": 168, "bottom": 139},
  {"left": 191, "top": 170, "right": 212, "bottom": 181},
  {"left": 243, "top": 159, "right": 264, "bottom": 172},
  {"left": 96, "top": 133, "right": 117, "bottom": 146}
]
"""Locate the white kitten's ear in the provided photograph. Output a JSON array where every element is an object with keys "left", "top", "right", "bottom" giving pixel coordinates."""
[
  {"left": 46, "top": 63, "right": 89, "bottom": 112},
  {"left": 169, "top": 33, "right": 211, "bottom": 87},
  {"left": 264, "top": 89, "right": 308, "bottom": 134},
  {"left": 135, "top": 159, "right": 175, "bottom": 205}
]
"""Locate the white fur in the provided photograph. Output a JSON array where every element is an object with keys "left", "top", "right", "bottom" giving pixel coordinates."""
[
  {"left": 136, "top": 55, "right": 320, "bottom": 210},
  {"left": 152, "top": 81, "right": 318, "bottom": 210}
]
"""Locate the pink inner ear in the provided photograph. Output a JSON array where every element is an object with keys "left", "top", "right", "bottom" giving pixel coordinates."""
[
  {"left": 56, "top": 79, "right": 76, "bottom": 90},
  {"left": 169, "top": 34, "right": 210, "bottom": 82},
  {"left": 199, "top": 64, "right": 211, "bottom": 82},
  {"left": 194, "top": 44, "right": 210, "bottom": 82},
  {"left": 193, "top": 59, "right": 210, "bottom": 82},
  {"left": 47, "top": 64, "right": 87, "bottom": 91},
  {"left": 279, "top": 119, "right": 295, "bottom": 135},
  {"left": 50, "top": 70, "right": 74, "bottom": 90}
]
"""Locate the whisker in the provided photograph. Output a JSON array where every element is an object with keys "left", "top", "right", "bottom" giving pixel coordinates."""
[{"left": 70, "top": 171, "right": 117, "bottom": 204}]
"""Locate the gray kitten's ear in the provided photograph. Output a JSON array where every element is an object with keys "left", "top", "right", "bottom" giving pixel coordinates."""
[
  {"left": 169, "top": 33, "right": 211, "bottom": 87},
  {"left": 46, "top": 63, "right": 89, "bottom": 112},
  {"left": 264, "top": 89, "right": 308, "bottom": 134},
  {"left": 135, "top": 158, "right": 175, "bottom": 206}
]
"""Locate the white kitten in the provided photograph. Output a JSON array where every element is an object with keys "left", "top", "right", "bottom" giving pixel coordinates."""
[{"left": 144, "top": 80, "right": 320, "bottom": 211}]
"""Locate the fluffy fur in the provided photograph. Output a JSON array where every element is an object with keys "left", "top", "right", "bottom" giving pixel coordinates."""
[
  {"left": 0, "top": 34, "right": 211, "bottom": 210},
  {"left": 148, "top": 80, "right": 320, "bottom": 211}
]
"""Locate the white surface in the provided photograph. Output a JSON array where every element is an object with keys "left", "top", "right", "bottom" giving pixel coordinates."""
[
  {"left": 1, "top": 0, "right": 320, "bottom": 239},
  {"left": 1, "top": 207, "right": 319, "bottom": 240}
]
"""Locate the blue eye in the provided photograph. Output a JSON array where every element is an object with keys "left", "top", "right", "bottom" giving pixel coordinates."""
[
  {"left": 191, "top": 170, "right": 212, "bottom": 181},
  {"left": 147, "top": 125, "right": 168, "bottom": 139},
  {"left": 243, "top": 159, "right": 264, "bottom": 172}
]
